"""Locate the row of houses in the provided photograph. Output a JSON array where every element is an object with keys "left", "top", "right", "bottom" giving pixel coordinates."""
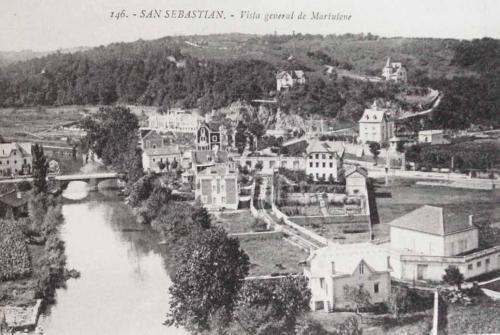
[{"left": 306, "top": 205, "right": 500, "bottom": 311}]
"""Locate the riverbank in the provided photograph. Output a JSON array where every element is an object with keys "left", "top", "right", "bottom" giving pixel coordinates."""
[{"left": 0, "top": 193, "right": 72, "bottom": 332}]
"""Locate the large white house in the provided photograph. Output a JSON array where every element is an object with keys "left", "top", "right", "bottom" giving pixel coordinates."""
[
  {"left": 382, "top": 57, "right": 407, "bottom": 83},
  {"left": 306, "top": 140, "right": 345, "bottom": 182},
  {"left": 387, "top": 205, "right": 500, "bottom": 281},
  {"left": 148, "top": 109, "right": 204, "bottom": 133},
  {"left": 140, "top": 130, "right": 181, "bottom": 172},
  {"left": 305, "top": 242, "right": 392, "bottom": 311},
  {"left": 276, "top": 70, "right": 306, "bottom": 91},
  {"left": 195, "top": 164, "right": 239, "bottom": 210},
  {"left": 358, "top": 101, "right": 394, "bottom": 144},
  {"left": 0, "top": 142, "right": 32, "bottom": 176}
]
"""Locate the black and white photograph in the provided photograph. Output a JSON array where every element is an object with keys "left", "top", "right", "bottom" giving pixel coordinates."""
[{"left": 0, "top": 0, "right": 499, "bottom": 334}]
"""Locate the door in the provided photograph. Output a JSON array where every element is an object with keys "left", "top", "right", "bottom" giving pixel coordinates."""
[{"left": 417, "top": 264, "right": 428, "bottom": 280}]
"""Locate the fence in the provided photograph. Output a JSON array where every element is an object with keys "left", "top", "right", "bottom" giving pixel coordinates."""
[{"left": 271, "top": 203, "right": 328, "bottom": 246}]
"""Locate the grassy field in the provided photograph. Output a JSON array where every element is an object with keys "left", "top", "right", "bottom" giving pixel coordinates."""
[
  {"left": 446, "top": 296, "right": 500, "bottom": 334},
  {"left": 239, "top": 236, "right": 307, "bottom": 276},
  {"left": 0, "top": 105, "right": 153, "bottom": 140},
  {"left": 372, "top": 178, "right": 500, "bottom": 240},
  {"left": 215, "top": 210, "right": 257, "bottom": 234}
]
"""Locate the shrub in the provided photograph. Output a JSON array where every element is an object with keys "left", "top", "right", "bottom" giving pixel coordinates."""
[{"left": 0, "top": 219, "right": 31, "bottom": 281}]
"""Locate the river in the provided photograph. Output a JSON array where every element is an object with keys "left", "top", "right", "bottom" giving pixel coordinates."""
[{"left": 37, "top": 181, "right": 188, "bottom": 335}]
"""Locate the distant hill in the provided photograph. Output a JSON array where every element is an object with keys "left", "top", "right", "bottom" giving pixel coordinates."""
[
  {"left": 0, "top": 33, "right": 498, "bottom": 129},
  {"left": 0, "top": 47, "right": 90, "bottom": 67}
]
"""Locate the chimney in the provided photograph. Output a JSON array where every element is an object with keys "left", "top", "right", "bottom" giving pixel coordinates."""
[{"left": 331, "top": 261, "right": 335, "bottom": 274}]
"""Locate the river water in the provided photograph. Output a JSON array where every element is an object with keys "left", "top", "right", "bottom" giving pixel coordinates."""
[{"left": 37, "top": 182, "right": 188, "bottom": 335}]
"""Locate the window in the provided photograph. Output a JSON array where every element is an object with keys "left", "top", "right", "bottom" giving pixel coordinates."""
[
  {"left": 329, "top": 163, "right": 333, "bottom": 168},
  {"left": 468, "top": 264, "right": 473, "bottom": 271},
  {"left": 152, "top": 158, "right": 155, "bottom": 162},
  {"left": 309, "top": 162, "right": 313, "bottom": 168},
  {"left": 374, "top": 283, "right": 379, "bottom": 294},
  {"left": 309, "top": 155, "right": 313, "bottom": 159},
  {"left": 359, "top": 263, "right": 364, "bottom": 274},
  {"left": 315, "top": 154, "right": 319, "bottom": 159},
  {"left": 329, "top": 155, "right": 333, "bottom": 159},
  {"left": 477, "top": 261, "right": 482, "bottom": 267},
  {"left": 322, "top": 162, "right": 326, "bottom": 168},
  {"left": 486, "top": 258, "right": 490, "bottom": 266},
  {"left": 319, "top": 278, "right": 325, "bottom": 289},
  {"left": 322, "top": 154, "right": 326, "bottom": 159},
  {"left": 316, "top": 162, "right": 319, "bottom": 168}
]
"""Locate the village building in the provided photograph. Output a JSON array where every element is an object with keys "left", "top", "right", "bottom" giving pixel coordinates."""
[
  {"left": 238, "top": 151, "right": 305, "bottom": 174},
  {"left": 305, "top": 242, "right": 392, "bottom": 311},
  {"left": 196, "top": 122, "right": 222, "bottom": 151},
  {"left": 381, "top": 57, "right": 407, "bottom": 83},
  {"left": 140, "top": 130, "right": 181, "bottom": 172},
  {"left": 418, "top": 130, "right": 450, "bottom": 145},
  {"left": 148, "top": 108, "right": 204, "bottom": 133},
  {"left": 387, "top": 205, "right": 500, "bottom": 281},
  {"left": 306, "top": 140, "right": 345, "bottom": 182},
  {"left": 0, "top": 142, "right": 32, "bottom": 176},
  {"left": 358, "top": 101, "right": 395, "bottom": 144},
  {"left": 276, "top": 70, "right": 306, "bottom": 91},
  {"left": 345, "top": 166, "right": 368, "bottom": 196},
  {"left": 195, "top": 164, "right": 239, "bottom": 210}
]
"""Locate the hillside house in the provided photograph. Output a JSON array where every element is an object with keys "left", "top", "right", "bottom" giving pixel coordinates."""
[
  {"left": 381, "top": 57, "right": 407, "bottom": 83},
  {"left": 0, "top": 142, "right": 32, "bottom": 176},
  {"left": 387, "top": 205, "right": 500, "bottom": 281},
  {"left": 306, "top": 140, "right": 345, "bottom": 182},
  {"left": 358, "top": 101, "right": 395, "bottom": 144},
  {"left": 305, "top": 242, "right": 391, "bottom": 311},
  {"left": 418, "top": 130, "right": 450, "bottom": 145},
  {"left": 276, "top": 70, "right": 306, "bottom": 91}
]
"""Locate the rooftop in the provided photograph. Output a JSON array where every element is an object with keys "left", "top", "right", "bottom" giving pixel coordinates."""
[
  {"left": 0, "top": 142, "right": 32, "bottom": 158},
  {"left": 307, "top": 242, "right": 390, "bottom": 276},
  {"left": 388, "top": 205, "right": 475, "bottom": 236}
]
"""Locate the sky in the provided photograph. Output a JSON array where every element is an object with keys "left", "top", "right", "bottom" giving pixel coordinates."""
[{"left": 0, "top": 0, "right": 499, "bottom": 51}]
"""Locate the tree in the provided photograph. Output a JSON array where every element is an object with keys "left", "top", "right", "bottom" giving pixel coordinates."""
[
  {"left": 442, "top": 266, "right": 464, "bottom": 290},
  {"left": 235, "top": 122, "right": 248, "bottom": 155},
  {"left": 343, "top": 284, "right": 371, "bottom": 314},
  {"left": 191, "top": 205, "right": 212, "bottom": 230},
  {"left": 255, "top": 161, "right": 263, "bottom": 171},
  {"left": 368, "top": 142, "right": 381, "bottom": 165},
  {"left": 81, "top": 106, "right": 141, "bottom": 182},
  {"left": 166, "top": 227, "right": 250, "bottom": 333},
  {"left": 170, "top": 158, "right": 178, "bottom": 170},
  {"left": 32, "top": 144, "right": 48, "bottom": 195},
  {"left": 157, "top": 161, "right": 166, "bottom": 171},
  {"left": 233, "top": 276, "right": 311, "bottom": 334}
]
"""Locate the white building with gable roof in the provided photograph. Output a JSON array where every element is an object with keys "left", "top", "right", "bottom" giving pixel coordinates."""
[
  {"left": 304, "top": 242, "right": 392, "bottom": 311},
  {"left": 358, "top": 101, "right": 394, "bottom": 144},
  {"left": 382, "top": 57, "right": 407, "bottom": 83},
  {"left": 306, "top": 140, "right": 345, "bottom": 182}
]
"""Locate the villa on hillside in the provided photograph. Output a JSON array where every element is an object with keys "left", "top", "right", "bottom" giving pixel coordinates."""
[
  {"left": 381, "top": 57, "right": 407, "bottom": 83},
  {"left": 305, "top": 242, "right": 391, "bottom": 311},
  {"left": 306, "top": 140, "right": 345, "bottom": 182},
  {"left": 276, "top": 70, "right": 306, "bottom": 91},
  {"left": 358, "top": 101, "right": 395, "bottom": 144},
  {"left": 418, "top": 130, "right": 450, "bottom": 145},
  {"left": 386, "top": 205, "right": 500, "bottom": 281},
  {"left": 0, "top": 142, "right": 32, "bottom": 176}
]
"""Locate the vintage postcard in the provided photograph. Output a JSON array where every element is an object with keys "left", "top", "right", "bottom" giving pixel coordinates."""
[{"left": 0, "top": 0, "right": 499, "bottom": 334}]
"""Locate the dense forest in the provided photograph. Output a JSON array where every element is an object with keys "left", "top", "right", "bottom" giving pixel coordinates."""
[{"left": 0, "top": 34, "right": 498, "bottom": 129}]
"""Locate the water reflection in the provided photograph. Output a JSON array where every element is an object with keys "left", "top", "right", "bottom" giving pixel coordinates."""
[{"left": 39, "top": 185, "right": 187, "bottom": 335}]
